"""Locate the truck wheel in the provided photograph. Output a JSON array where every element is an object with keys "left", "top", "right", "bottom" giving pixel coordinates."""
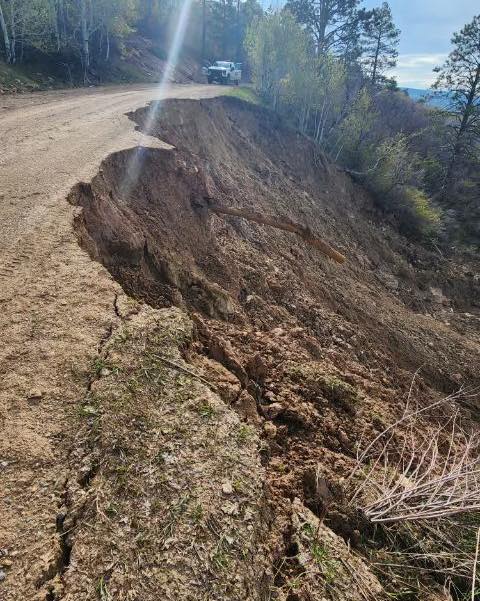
[
  {"left": 207, "top": 77, "right": 213, "bottom": 84},
  {"left": 235, "top": 80, "right": 239, "bottom": 86}
]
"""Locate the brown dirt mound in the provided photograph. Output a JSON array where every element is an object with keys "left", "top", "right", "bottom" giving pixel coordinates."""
[{"left": 68, "top": 96, "right": 480, "bottom": 599}]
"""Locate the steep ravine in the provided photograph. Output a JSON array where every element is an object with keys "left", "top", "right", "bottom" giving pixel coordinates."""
[{"left": 65, "top": 96, "right": 480, "bottom": 600}]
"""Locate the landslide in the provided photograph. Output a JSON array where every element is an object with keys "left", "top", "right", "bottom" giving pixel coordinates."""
[{"left": 68, "top": 96, "right": 480, "bottom": 599}]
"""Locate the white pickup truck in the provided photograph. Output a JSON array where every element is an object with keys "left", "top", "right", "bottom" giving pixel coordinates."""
[{"left": 206, "top": 61, "right": 242, "bottom": 85}]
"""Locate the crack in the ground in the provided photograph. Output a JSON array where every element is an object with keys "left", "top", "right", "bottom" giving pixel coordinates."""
[
  {"left": 113, "top": 293, "right": 121, "bottom": 318},
  {"left": 37, "top": 287, "right": 122, "bottom": 600}
]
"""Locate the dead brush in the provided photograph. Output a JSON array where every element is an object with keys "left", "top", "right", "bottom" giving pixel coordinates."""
[
  {"left": 350, "top": 388, "right": 480, "bottom": 522},
  {"left": 348, "top": 384, "right": 480, "bottom": 596}
]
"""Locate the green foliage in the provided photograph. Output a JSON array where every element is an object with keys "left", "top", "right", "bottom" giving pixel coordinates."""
[
  {"left": 334, "top": 86, "right": 376, "bottom": 163},
  {"left": 246, "top": 11, "right": 351, "bottom": 141},
  {"left": 407, "top": 188, "right": 442, "bottom": 236},
  {"left": 310, "top": 541, "right": 340, "bottom": 583},
  {"left": 364, "top": 135, "right": 442, "bottom": 240},
  {"left": 225, "top": 85, "right": 262, "bottom": 105},
  {"left": 246, "top": 11, "right": 310, "bottom": 108},
  {"left": 243, "top": 6, "right": 480, "bottom": 245}
]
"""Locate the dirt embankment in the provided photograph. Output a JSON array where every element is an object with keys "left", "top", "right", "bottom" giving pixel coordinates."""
[
  {"left": 63, "top": 97, "right": 480, "bottom": 600},
  {"left": 0, "top": 35, "right": 201, "bottom": 94}
]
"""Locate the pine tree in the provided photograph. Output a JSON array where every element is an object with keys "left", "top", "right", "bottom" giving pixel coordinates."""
[
  {"left": 434, "top": 14, "right": 480, "bottom": 198},
  {"left": 361, "top": 2, "right": 399, "bottom": 86},
  {"left": 284, "top": 0, "right": 360, "bottom": 56}
]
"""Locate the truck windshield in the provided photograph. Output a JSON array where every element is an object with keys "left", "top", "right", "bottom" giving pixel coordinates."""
[{"left": 214, "top": 62, "right": 231, "bottom": 68}]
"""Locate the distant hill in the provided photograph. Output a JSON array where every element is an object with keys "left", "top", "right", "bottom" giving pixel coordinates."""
[{"left": 402, "top": 87, "right": 451, "bottom": 109}]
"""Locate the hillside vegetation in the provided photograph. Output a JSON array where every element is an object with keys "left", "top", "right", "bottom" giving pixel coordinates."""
[{"left": 245, "top": 8, "right": 480, "bottom": 249}]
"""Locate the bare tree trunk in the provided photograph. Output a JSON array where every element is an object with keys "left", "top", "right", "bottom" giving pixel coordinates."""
[
  {"left": 80, "top": 0, "right": 90, "bottom": 81},
  {"left": 317, "top": 0, "right": 330, "bottom": 55},
  {"left": 60, "top": 0, "right": 67, "bottom": 45},
  {"left": 208, "top": 204, "right": 346, "bottom": 264},
  {"left": 51, "top": 0, "right": 61, "bottom": 51},
  {"left": 222, "top": 0, "right": 226, "bottom": 55},
  {"left": 20, "top": 16, "right": 25, "bottom": 62},
  {"left": 105, "top": 27, "right": 110, "bottom": 61},
  {"left": 318, "top": 96, "right": 328, "bottom": 144},
  {"left": 201, "top": 0, "right": 206, "bottom": 61},
  {"left": 0, "top": 2, "right": 11, "bottom": 63},
  {"left": 10, "top": 0, "right": 16, "bottom": 64},
  {"left": 236, "top": 0, "right": 241, "bottom": 62},
  {"left": 371, "top": 30, "right": 382, "bottom": 85}
]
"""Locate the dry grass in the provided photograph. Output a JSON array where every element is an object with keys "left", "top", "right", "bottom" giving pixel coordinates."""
[
  {"left": 349, "top": 382, "right": 480, "bottom": 597},
  {"left": 351, "top": 388, "right": 480, "bottom": 522}
]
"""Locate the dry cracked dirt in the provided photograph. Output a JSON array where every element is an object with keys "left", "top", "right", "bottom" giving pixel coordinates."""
[{"left": 1, "top": 91, "right": 480, "bottom": 601}]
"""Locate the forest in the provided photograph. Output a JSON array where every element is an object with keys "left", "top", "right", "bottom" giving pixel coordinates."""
[
  {"left": 246, "top": 5, "right": 480, "bottom": 248},
  {"left": 0, "top": 0, "right": 478, "bottom": 248}
]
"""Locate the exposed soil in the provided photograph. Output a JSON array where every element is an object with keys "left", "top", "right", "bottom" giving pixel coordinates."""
[
  {"left": 0, "top": 84, "right": 222, "bottom": 601},
  {"left": 64, "top": 96, "right": 480, "bottom": 599}
]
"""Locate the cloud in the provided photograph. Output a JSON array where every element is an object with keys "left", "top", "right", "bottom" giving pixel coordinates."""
[{"left": 389, "top": 53, "right": 447, "bottom": 89}]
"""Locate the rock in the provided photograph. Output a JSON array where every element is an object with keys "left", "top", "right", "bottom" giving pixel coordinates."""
[
  {"left": 264, "top": 391, "right": 276, "bottom": 402},
  {"left": 303, "top": 469, "right": 334, "bottom": 515},
  {"left": 170, "top": 288, "right": 184, "bottom": 307},
  {"left": 208, "top": 335, "right": 248, "bottom": 385},
  {"left": 27, "top": 389, "right": 42, "bottom": 401},
  {"left": 337, "top": 428, "right": 350, "bottom": 448},
  {"left": 221, "top": 480, "right": 233, "bottom": 495},
  {"left": 246, "top": 353, "right": 267, "bottom": 383},
  {"left": 276, "top": 425, "right": 289, "bottom": 441},
  {"left": 352, "top": 529, "right": 362, "bottom": 547},
  {"left": 377, "top": 271, "right": 399, "bottom": 291},
  {"left": 234, "top": 390, "right": 261, "bottom": 426},
  {"left": 221, "top": 501, "right": 239, "bottom": 516},
  {"left": 0, "top": 569, "right": 6, "bottom": 581},
  {"left": 429, "top": 286, "right": 450, "bottom": 306},
  {"left": 99, "top": 367, "right": 111, "bottom": 377},
  {"left": 263, "top": 422, "right": 277, "bottom": 439},
  {"left": 262, "top": 402, "right": 284, "bottom": 420}
]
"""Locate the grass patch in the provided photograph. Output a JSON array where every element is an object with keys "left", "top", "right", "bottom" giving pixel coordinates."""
[
  {"left": 93, "top": 357, "right": 120, "bottom": 377},
  {"left": 197, "top": 401, "right": 216, "bottom": 419},
  {"left": 225, "top": 85, "right": 262, "bottom": 105},
  {"left": 311, "top": 542, "right": 339, "bottom": 583},
  {"left": 97, "top": 575, "right": 111, "bottom": 600},
  {"left": 286, "top": 363, "right": 360, "bottom": 413},
  {"left": 237, "top": 423, "right": 254, "bottom": 443},
  {"left": 318, "top": 374, "right": 359, "bottom": 411}
]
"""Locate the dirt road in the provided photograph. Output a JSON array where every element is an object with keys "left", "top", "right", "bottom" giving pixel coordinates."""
[{"left": 0, "top": 84, "right": 220, "bottom": 599}]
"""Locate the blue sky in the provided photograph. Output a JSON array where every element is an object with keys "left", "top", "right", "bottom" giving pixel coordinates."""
[{"left": 363, "top": 0, "right": 479, "bottom": 88}]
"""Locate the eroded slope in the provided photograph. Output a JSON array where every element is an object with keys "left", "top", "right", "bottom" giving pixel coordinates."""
[{"left": 68, "top": 96, "right": 480, "bottom": 600}]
